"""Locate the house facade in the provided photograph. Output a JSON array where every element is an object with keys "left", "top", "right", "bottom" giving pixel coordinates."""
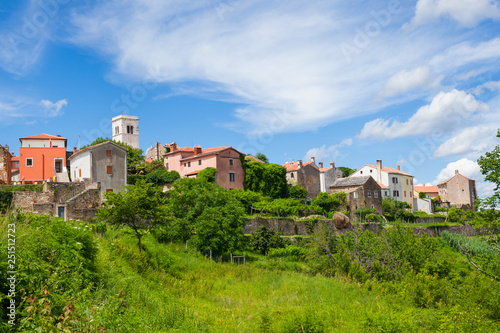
[
  {"left": 437, "top": 170, "right": 477, "bottom": 210},
  {"left": 163, "top": 142, "right": 244, "bottom": 189},
  {"left": 283, "top": 157, "right": 321, "bottom": 198},
  {"left": 69, "top": 141, "right": 128, "bottom": 195},
  {"left": 18, "top": 134, "right": 70, "bottom": 183},
  {"left": 351, "top": 160, "right": 414, "bottom": 207},
  {"left": 329, "top": 176, "right": 383, "bottom": 219},
  {"left": 145, "top": 142, "right": 167, "bottom": 163},
  {"left": 414, "top": 185, "right": 439, "bottom": 199},
  {"left": 0, "top": 144, "right": 12, "bottom": 185},
  {"left": 318, "top": 161, "right": 344, "bottom": 193}
]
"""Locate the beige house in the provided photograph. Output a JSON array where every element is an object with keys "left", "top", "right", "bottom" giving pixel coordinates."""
[
  {"left": 283, "top": 157, "right": 321, "bottom": 198},
  {"left": 437, "top": 170, "right": 477, "bottom": 210}
]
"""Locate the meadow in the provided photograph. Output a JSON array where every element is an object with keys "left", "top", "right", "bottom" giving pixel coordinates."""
[{"left": 1, "top": 212, "right": 499, "bottom": 332}]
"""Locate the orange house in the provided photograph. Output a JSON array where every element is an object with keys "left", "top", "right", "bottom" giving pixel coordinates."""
[{"left": 19, "top": 134, "right": 70, "bottom": 183}]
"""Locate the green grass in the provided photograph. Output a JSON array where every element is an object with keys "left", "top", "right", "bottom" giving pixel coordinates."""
[{"left": 2, "top": 213, "right": 499, "bottom": 332}]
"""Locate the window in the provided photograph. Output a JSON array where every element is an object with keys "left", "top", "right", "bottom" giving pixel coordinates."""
[
  {"left": 374, "top": 191, "right": 379, "bottom": 198},
  {"left": 393, "top": 190, "right": 399, "bottom": 197},
  {"left": 130, "top": 126, "right": 133, "bottom": 134},
  {"left": 106, "top": 150, "right": 112, "bottom": 157},
  {"left": 26, "top": 158, "right": 33, "bottom": 167},
  {"left": 115, "top": 126, "right": 119, "bottom": 135},
  {"left": 392, "top": 177, "right": 398, "bottom": 184},
  {"left": 370, "top": 169, "right": 372, "bottom": 173},
  {"left": 198, "top": 160, "right": 202, "bottom": 166},
  {"left": 106, "top": 189, "right": 113, "bottom": 193},
  {"left": 229, "top": 158, "right": 234, "bottom": 166},
  {"left": 229, "top": 172, "right": 235, "bottom": 182},
  {"left": 55, "top": 160, "right": 62, "bottom": 173},
  {"left": 410, "top": 191, "right": 412, "bottom": 197},
  {"left": 107, "top": 166, "right": 113, "bottom": 174},
  {"left": 291, "top": 172, "right": 294, "bottom": 179},
  {"left": 127, "top": 126, "right": 130, "bottom": 134},
  {"left": 410, "top": 180, "right": 413, "bottom": 185},
  {"left": 184, "top": 163, "right": 187, "bottom": 167},
  {"left": 79, "top": 169, "right": 81, "bottom": 177},
  {"left": 360, "top": 171, "right": 363, "bottom": 174},
  {"left": 367, "top": 190, "right": 371, "bottom": 198},
  {"left": 188, "top": 162, "right": 191, "bottom": 167},
  {"left": 385, "top": 191, "right": 389, "bottom": 197},
  {"left": 165, "top": 163, "right": 169, "bottom": 170},
  {"left": 353, "top": 191, "right": 358, "bottom": 198},
  {"left": 406, "top": 179, "right": 409, "bottom": 185},
  {"left": 404, "top": 190, "right": 406, "bottom": 197}
]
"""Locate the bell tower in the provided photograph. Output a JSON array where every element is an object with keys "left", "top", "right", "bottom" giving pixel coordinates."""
[{"left": 112, "top": 114, "right": 139, "bottom": 149}]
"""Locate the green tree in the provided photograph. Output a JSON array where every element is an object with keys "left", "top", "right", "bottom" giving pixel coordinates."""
[
  {"left": 197, "top": 167, "right": 218, "bottom": 183},
  {"left": 419, "top": 192, "right": 426, "bottom": 199},
  {"left": 252, "top": 226, "right": 285, "bottom": 255},
  {"left": 243, "top": 161, "right": 288, "bottom": 199},
  {"left": 338, "top": 166, "right": 356, "bottom": 177},
  {"left": 145, "top": 170, "right": 180, "bottom": 186},
  {"left": 97, "top": 180, "right": 167, "bottom": 252},
  {"left": 166, "top": 177, "right": 246, "bottom": 254},
  {"left": 311, "top": 192, "right": 342, "bottom": 214},
  {"left": 478, "top": 130, "right": 500, "bottom": 207},
  {"left": 288, "top": 184, "right": 308, "bottom": 199},
  {"left": 255, "top": 153, "right": 269, "bottom": 163}
]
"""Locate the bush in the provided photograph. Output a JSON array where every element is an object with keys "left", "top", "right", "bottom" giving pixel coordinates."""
[
  {"left": 268, "top": 245, "right": 307, "bottom": 261},
  {"left": 145, "top": 169, "right": 180, "bottom": 186}
]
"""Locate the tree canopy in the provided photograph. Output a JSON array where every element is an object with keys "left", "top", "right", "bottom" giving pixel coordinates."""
[
  {"left": 97, "top": 180, "right": 167, "bottom": 252},
  {"left": 255, "top": 153, "right": 269, "bottom": 163},
  {"left": 243, "top": 161, "right": 288, "bottom": 199}
]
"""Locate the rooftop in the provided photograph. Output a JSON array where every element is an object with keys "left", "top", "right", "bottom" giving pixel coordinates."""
[
  {"left": 366, "top": 164, "right": 413, "bottom": 177},
  {"left": 331, "top": 175, "right": 375, "bottom": 188},
  {"left": 19, "top": 134, "right": 67, "bottom": 141}
]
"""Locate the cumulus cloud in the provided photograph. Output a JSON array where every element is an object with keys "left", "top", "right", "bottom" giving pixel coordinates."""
[
  {"left": 358, "top": 89, "right": 489, "bottom": 141},
  {"left": 303, "top": 138, "right": 353, "bottom": 163},
  {"left": 40, "top": 99, "right": 68, "bottom": 117},
  {"left": 410, "top": 0, "right": 500, "bottom": 27},
  {"left": 433, "top": 126, "right": 498, "bottom": 158},
  {"left": 471, "top": 81, "right": 500, "bottom": 95}
]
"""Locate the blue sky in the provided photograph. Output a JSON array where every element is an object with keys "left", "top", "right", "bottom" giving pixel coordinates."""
[{"left": 1, "top": 0, "right": 500, "bottom": 197}]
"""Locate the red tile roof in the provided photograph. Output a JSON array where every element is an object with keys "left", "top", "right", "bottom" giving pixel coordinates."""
[
  {"left": 366, "top": 164, "right": 413, "bottom": 177},
  {"left": 19, "top": 134, "right": 67, "bottom": 141},
  {"left": 376, "top": 181, "right": 388, "bottom": 189},
  {"left": 414, "top": 186, "right": 438, "bottom": 193},
  {"left": 179, "top": 146, "right": 242, "bottom": 161},
  {"left": 11, "top": 156, "right": 20, "bottom": 161},
  {"left": 283, "top": 161, "right": 314, "bottom": 171},
  {"left": 69, "top": 141, "right": 129, "bottom": 160},
  {"left": 319, "top": 166, "right": 332, "bottom": 172}
]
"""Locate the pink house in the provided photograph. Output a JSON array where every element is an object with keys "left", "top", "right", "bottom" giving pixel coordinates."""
[{"left": 163, "top": 142, "right": 244, "bottom": 189}]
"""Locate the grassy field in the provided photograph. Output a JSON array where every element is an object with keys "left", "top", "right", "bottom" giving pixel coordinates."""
[{"left": 1, "top": 213, "right": 498, "bottom": 332}]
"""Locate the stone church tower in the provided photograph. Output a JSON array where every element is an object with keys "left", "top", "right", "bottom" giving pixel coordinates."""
[{"left": 112, "top": 115, "right": 139, "bottom": 149}]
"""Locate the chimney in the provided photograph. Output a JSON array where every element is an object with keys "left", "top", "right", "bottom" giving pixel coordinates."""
[
  {"left": 397, "top": 165, "right": 400, "bottom": 171},
  {"left": 376, "top": 159, "right": 382, "bottom": 181},
  {"left": 318, "top": 162, "right": 323, "bottom": 168},
  {"left": 330, "top": 162, "right": 335, "bottom": 169},
  {"left": 5, "top": 144, "right": 8, "bottom": 151},
  {"left": 455, "top": 170, "right": 459, "bottom": 175},
  {"left": 298, "top": 160, "right": 303, "bottom": 168},
  {"left": 194, "top": 145, "right": 202, "bottom": 155},
  {"left": 310, "top": 156, "right": 315, "bottom": 163},
  {"left": 57, "top": 135, "right": 61, "bottom": 137},
  {"left": 73, "top": 147, "right": 77, "bottom": 154},
  {"left": 170, "top": 142, "right": 178, "bottom": 152}
]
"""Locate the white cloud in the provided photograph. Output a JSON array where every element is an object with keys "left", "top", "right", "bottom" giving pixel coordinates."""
[
  {"left": 431, "top": 158, "right": 494, "bottom": 198},
  {"left": 471, "top": 80, "right": 500, "bottom": 95},
  {"left": 358, "top": 89, "right": 489, "bottom": 141},
  {"left": 303, "top": 138, "right": 352, "bottom": 163},
  {"left": 40, "top": 99, "right": 68, "bottom": 117},
  {"left": 378, "top": 66, "right": 440, "bottom": 99},
  {"left": 433, "top": 126, "right": 498, "bottom": 158},
  {"left": 66, "top": 1, "right": 500, "bottom": 135},
  {"left": 410, "top": 0, "right": 500, "bottom": 27}
]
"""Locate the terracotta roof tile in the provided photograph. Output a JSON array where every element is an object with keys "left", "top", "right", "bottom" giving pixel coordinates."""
[
  {"left": 366, "top": 164, "right": 413, "bottom": 177},
  {"left": 437, "top": 173, "right": 474, "bottom": 186},
  {"left": 19, "top": 133, "right": 67, "bottom": 140},
  {"left": 376, "top": 181, "right": 388, "bottom": 189},
  {"left": 414, "top": 186, "right": 438, "bottom": 193}
]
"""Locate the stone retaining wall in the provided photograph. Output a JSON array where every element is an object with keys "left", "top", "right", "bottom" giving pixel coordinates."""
[{"left": 245, "top": 218, "right": 496, "bottom": 237}]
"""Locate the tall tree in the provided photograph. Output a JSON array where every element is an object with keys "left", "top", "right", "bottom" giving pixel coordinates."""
[
  {"left": 243, "top": 161, "right": 288, "bottom": 199},
  {"left": 255, "top": 153, "right": 269, "bottom": 163},
  {"left": 97, "top": 180, "right": 167, "bottom": 252},
  {"left": 478, "top": 130, "right": 500, "bottom": 207}
]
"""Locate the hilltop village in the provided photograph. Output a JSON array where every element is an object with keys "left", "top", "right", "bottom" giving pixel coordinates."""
[{"left": 0, "top": 114, "right": 477, "bottom": 222}]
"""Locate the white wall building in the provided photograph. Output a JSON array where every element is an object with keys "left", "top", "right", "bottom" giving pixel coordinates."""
[
  {"left": 112, "top": 115, "right": 139, "bottom": 149},
  {"left": 351, "top": 160, "right": 414, "bottom": 207}
]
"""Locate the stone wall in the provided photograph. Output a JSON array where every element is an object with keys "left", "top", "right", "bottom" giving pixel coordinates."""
[
  {"left": 245, "top": 218, "right": 496, "bottom": 237},
  {"left": 0, "top": 145, "right": 12, "bottom": 185}
]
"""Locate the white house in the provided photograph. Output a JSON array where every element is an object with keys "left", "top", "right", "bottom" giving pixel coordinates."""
[{"left": 351, "top": 160, "right": 414, "bottom": 207}]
